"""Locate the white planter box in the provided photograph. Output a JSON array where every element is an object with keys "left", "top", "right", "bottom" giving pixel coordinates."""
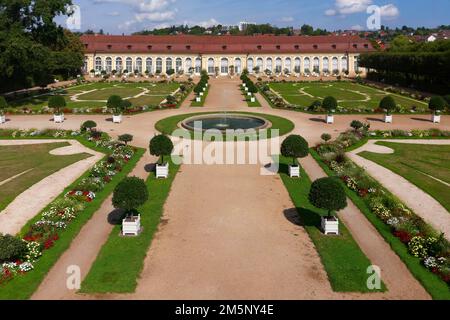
[
  {"left": 199, "top": 92, "right": 204, "bottom": 96},
  {"left": 326, "top": 115, "right": 334, "bottom": 124},
  {"left": 122, "top": 215, "right": 141, "bottom": 236},
  {"left": 0, "top": 115, "right": 5, "bottom": 124},
  {"left": 203, "top": 87, "right": 206, "bottom": 92},
  {"left": 243, "top": 83, "right": 246, "bottom": 87},
  {"left": 321, "top": 216, "right": 339, "bottom": 235},
  {"left": 113, "top": 114, "right": 123, "bottom": 123},
  {"left": 205, "top": 83, "right": 208, "bottom": 87},
  {"left": 247, "top": 92, "right": 252, "bottom": 96},
  {"left": 156, "top": 163, "right": 169, "bottom": 179},
  {"left": 245, "top": 87, "right": 249, "bottom": 91},
  {"left": 54, "top": 114, "right": 64, "bottom": 123},
  {"left": 432, "top": 114, "right": 441, "bottom": 123},
  {"left": 250, "top": 97, "right": 256, "bottom": 103},
  {"left": 384, "top": 114, "right": 393, "bottom": 123},
  {"left": 196, "top": 97, "right": 201, "bottom": 102},
  {"left": 289, "top": 165, "right": 300, "bottom": 178}
]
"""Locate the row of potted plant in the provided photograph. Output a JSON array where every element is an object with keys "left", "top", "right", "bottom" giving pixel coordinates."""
[
  {"left": 193, "top": 71, "right": 209, "bottom": 103},
  {"left": 313, "top": 125, "right": 450, "bottom": 285},
  {"left": 0, "top": 129, "right": 138, "bottom": 285},
  {"left": 241, "top": 71, "right": 258, "bottom": 103}
]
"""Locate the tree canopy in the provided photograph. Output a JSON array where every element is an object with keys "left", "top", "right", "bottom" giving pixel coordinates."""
[
  {"left": 112, "top": 177, "right": 149, "bottom": 214},
  {"left": 429, "top": 96, "right": 447, "bottom": 112},
  {"left": 280, "top": 135, "right": 309, "bottom": 165},
  {"left": 149, "top": 135, "right": 174, "bottom": 164},
  {"left": 308, "top": 177, "right": 347, "bottom": 217}
]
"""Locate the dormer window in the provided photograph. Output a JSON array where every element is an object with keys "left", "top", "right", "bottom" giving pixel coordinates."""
[
  {"left": 353, "top": 44, "right": 358, "bottom": 49},
  {"left": 167, "top": 45, "right": 172, "bottom": 50},
  {"left": 186, "top": 45, "right": 191, "bottom": 50},
  {"left": 84, "top": 44, "right": 88, "bottom": 49},
  {"left": 294, "top": 45, "right": 300, "bottom": 50},
  {"left": 222, "top": 45, "right": 227, "bottom": 50},
  {"left": 332, "top": 44, "right": 337, "bottom": 49},
  {"left": 364, "top": 44, "right": 369, "bottom": 49},
  {"left": 313, "top": 44, "right": 318, "bottom": 49},
  {"left": 147, "top": 45, "right": 152, "bottom": 50},
  {"left": 127, "top": 45, "right": 132, "bottom": 50},
  {"left": 257, "top": 45, "right": 262, "bottom": 50},
  {"left": 276, "top": 45, "right": 281, "bottom": 50},
  {"left": 107, "top": 45, "right": 112, "bottom": 49}
]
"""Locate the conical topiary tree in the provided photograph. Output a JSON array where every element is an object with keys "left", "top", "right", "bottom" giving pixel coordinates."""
[
  {"left": 281, "top": 135, "right": 309, "bottom": 165},
  {"left": 149, "top": 134, "right": 174, "bottom": 165},
  {"left": 379, "top": 96, "right": 396, "bottom": 116},
  {"left": 48, "top": 95, "right": 66, "bottom": 115},
  {"left": 429, "top": 96, "right": 446, "bottom": 115},
  {"left": 308, "top": 177, "right": 347, "bottom": 218},
  {"left": 322, "top": 96, "right": 337, "bottom": 115}
]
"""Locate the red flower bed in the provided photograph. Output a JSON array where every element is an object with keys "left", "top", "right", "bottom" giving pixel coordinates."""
[
  {"left": 358, "top": 188, "right": 369, "bottom": 198},
  {"left": 393, "top": 230, "right": 413, "bottom": 244}
]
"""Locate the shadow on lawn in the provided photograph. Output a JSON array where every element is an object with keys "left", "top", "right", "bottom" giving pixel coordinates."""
[{"left": 309, "top": 117, "right": 326, "bottom": 123}]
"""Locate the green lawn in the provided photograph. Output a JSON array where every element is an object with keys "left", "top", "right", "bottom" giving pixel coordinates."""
[
  {"left": 278, "top": 156, "right": 385, "bottom": 292},
  {"left": 241, "top": 86, "right": 261, "bottom": 107},
  {"left": 8, "top": 82, "right": 180, "bottom": 111},
  {"left": 359, "top": 142, "right": 450, "bottom": 212},
  {"left": 269, "top": 81, "right": 428, "bottom": 112},
  {"left": 80, "top": 157, "right": 180, "bottom": 293},
  {"left": 190, "top": 86, "right": 209, "bottom": 107},
  {"left": 0, "top": 142, "right": 91, "bottom": 211}
]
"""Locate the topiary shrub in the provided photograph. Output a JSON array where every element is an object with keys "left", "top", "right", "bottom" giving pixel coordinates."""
[
  {"left": 118, "top": 133, "right": 133, "bottom": 145},
  {"left": 0, "top": 234, "right": 27, "bottom": 263},
  {"left": 107, "top": 95, "right": 123, "bottom": 115},
  {"left": 379, "top": 96, "right": 396, "bottom": 115},
  {"left": 81, "top": 120, "right": 97, "bottom": 131},
  {"left": 48, "top": 95, "right": 66, "bottom": 115},
  {"left": 350, "top": 120, "right": 364, "bottom": 131},
  {"left": 321, "top": 133, "right": 332, "bottom": 142},
  {"left": 308, "top": 177, "right": 347, "bottom": 217},
  {"left": 428, "top": 96, "right": 447, "bottom": 114},
  {"left": 0, "top": 96, "right": 8, "bottom": 115},
  {"left": 281, "top": 135, "right": 309, "bottom": 165},
  {"left": 149, "top": 134, "right": 174, "bottom": 164},
  {"left": 308, "top": 100, "right": 322, "bottom": 112},
  {"left": 322, "top": 96, "right": 337, "bottom": 115},
  {"left": 112, "top": 177, "right": 149, "bottom": 215}
]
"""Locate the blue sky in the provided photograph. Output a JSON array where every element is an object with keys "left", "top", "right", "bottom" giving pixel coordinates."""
[{"left": 62, "top": 0, "right": 450, "bottom": 34}]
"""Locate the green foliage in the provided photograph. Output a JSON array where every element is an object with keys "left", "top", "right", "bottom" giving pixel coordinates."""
[
  {"left": 120, "top": 99, "right": 132, "bottom": 111},
  {"left": 107, "top": 95, "right": 123, "bottom": 113},
  {"left": 112, "top": 177, "right": 149, "bottom": 213},
  {"left": 118, "top": 134, "right": 133, "bottom": 145},
  {"left": 321, "top": 133, "right": 332, "bottom": 142},
  {"left": 0, "top": 96, "right": 8, "bottom": 111},
  {"left": 165, "top": 95, "right": 176, "bottom": 105},
  {"left": 281, "top": 135, "right": 309, "bottom": 164},
  {"left": 149, "top": 134, "right": 174, "bottom": 164},
  {"left": 322, "top": 96, "right": 337, "bottom": 113},
  {"left": 48, "top": 95, "right": 66, "bottom": 114},
  {"left": 0, "top": 234, "right": 27, "bottom": 263},
  {"left": 379, "top": 96, "right": 396, "bottom": 114},
  {"left": 308, "top": 177, "right": 347, "bottom": 216},
  {"left": 350, "top": 120, "right": 364, "bottom": 131},
  {"left": 81, "top": 120, "right": 97, "bottom": 131},
  {"left": 428, "top": 96, "right": 447, "bottom": 112}
]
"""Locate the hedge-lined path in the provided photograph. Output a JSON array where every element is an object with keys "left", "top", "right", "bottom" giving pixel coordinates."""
[
  {"left": 0, "top": 140, "right": 103, "bottom": 235},
  {"left": 300, "top": 154, "right": 430, "bottom": 300},
  {"left": 31, "top": 152, "right": 156, "bottom": 300},
  {"left": 349, "top": 139, "right": 450, "bottom": 241}
]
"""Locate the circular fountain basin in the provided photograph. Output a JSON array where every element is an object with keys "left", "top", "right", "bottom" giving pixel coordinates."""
[{"left": 182, "top": 114, "right": 270, "bottom": 132}]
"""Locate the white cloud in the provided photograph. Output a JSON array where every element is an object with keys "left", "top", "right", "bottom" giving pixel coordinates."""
[
  {"left": 325, "top": 9, "right": 337, "bottom": 16},
  {"left": 281, "top": 16, "right": 294, "bottom": 22},
  {"left": 380, "top": 4, "right": 399, "bottom": 18},
  {"left": 180, "top": 18, "right": 220, "bottom": 28},
  {"left": 135, "top": 10, "right": 176, "bottom": 22},
  {"left": 351, "top": 24, "right": 364, "bottom": 31},
  {"left": 336, "top": 0, "right": 372, "bottom": 14}
]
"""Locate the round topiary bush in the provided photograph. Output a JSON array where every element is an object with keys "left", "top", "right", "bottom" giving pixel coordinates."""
[
  {"left": 118, "top": 133, "right": 133, "bottom": 145},
  {"left": 81, "top": 120, "right": 97, "bottom": 131},
  {"left": 0, "top": 234, "right": 27, "bottom": 263},
  {"left": 48, "top": 95, "right": 66, "bottom": 114},
  {"left": 308, "top": 177, "right": 347, "bottom": 217},
  {"left": 112, "top": 176, "right": 149, "bottom": 214},
  {"left": 0, "top": 96, "right": 8, "bottom": 115},
  {"left": 321, "top": 133, "right": 332, "bottom": 142},
  {"left": 322, "top": 96, "right": 337, "bottom": 114},
  {"left": 281, "top": 135, "right": 309, "bottom": 165},
  {"left": 149, "top": 134, "right": 174, "bottom": 164},
  {"left": 379, "top": 96, "right": 396, "bottom": 115},
  {"left": 350, "top": 120, "right": 364, "bottom": 131},
  {"left": 428, "top": 96, "right": 447, "bottom": 114},
  {"left": 107, "top": 95, "right": 123, "bottom": 114}
]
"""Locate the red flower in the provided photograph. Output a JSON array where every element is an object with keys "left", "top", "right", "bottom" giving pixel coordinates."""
[
  {"left": 393, "top": 230, "right": 412, "bottom": 244},
  {"left": 358, "top": 189, "right": 369, "bottom": 198}
]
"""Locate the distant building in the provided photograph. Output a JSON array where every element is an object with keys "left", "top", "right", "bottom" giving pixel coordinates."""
[{"left": 239, "top": 21, "right": 256, "bottom": 31}]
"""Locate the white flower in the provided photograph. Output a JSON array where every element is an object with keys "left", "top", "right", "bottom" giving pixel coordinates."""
[{"left": 19, "top": 262, "right": 34, "bottom": 272}]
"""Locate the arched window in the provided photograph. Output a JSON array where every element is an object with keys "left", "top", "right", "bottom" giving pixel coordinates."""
[
  {"left": 166, "top": 58, "right": 173, "bottom": 73},
  {"left": 116, "top": 57, "right": 123, "bottom": 72},
  {"left": 354, "top": 56, "right": 359, "bottom": 73},
  {"left": 235, "top": 58, "right": 242, "bottom": 74},
  {"left": 208, "top": 58, "right": 215, "bottom": 74},
  {"left": 146, "top": 58, "right": 152, "bottom": 73},
  {"left": 275, "top": 58, "right": 282, "bottom": 73},
  {"left": 176, "top": 58, "right": 182, "bottom": 72},
  {"left": 284, "top": 57, "right": 291, "bottom": 73},
  {"left": 136, "top": 57, "right": 142, "bottom": 73},
  {"left": 322, "top": 57, "right": 329, "bottom": 73},
  {"left": 332, "top": 57, "right": 339, "bottom": 74},
  {"left": 304, "top": 57, "right": 311, "bottom": 73},
  {"left": 256, "top": 58, "right": 263, "bottom": 73},
  {"left": 294, "top": 57, "right": 301, "bottom": 73},
  {"left": 156, "top": 58, "right": 162, "bottom": 73},
  {"left": 105, "top": 57, "right": 112, "bottom": 73},
  {"left": 195, "top": 57, "right": 202, "bottom": 73},
  {"left": 221, "top": 58, "right": 229, "bottom": 74},
  {"left": 341, "top": 56, "right": 348, "bottom": 72},
  {"left": 185, "top": 58, "right": 192, "bottom": 73},
  {"left": 247, "top": 58, "right": 253, "bottom": 73},
  {"left": 125, "top": 57, "right": 132, "bottom": 73},
  {"left": 266, "top": 58, "right": 273, "bottom": 73},
  {"left": 313, "top": 57, "right": 320, "bottom": 73},
  {"left": 95, "top": 57, "right": 102, "bottom": 71}
]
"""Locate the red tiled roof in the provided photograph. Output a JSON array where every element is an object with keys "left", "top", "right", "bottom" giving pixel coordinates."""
[{"left": 80, "top": 34, "right": 375, "bottom": 54}]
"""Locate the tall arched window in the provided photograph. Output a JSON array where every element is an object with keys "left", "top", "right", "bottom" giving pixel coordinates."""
[
  {"left": 175, "top": 58, "right": 182, "bottom": 72},
  {"left": 235, "top": 58, "right": 242, "bottom": 74},
  {"left": 332, "top": 57, "right": 339, "bottom": 73},
  {"left": 221, "top": 58, "right": 229, "bottom": 74},
  {"left": 136, "top": 57, "right": 142, "bottom": 73},
  {"left": 105, "top": 57, "right": 112, "bottom": 73},
  {"left": 95, "top": 57, "right": 102, "bottom": 71},
  {"left": 208, "top": 58, "right": 215, "bottom": 74},
  {"left": 284, "top": 58, "right": 291, "bottom": 73},
  {"left": 256, "top": 58, "right": 263, "bottom": 72},
  {"left": 125, "top": 57, "right": 132, "bottom": 73},
  {"left": 304, "top": 57, "right": 311, "bottom": 73},
  {"left": 354, "top": 56, "right": 359, "bottom": 73},
  {"left": 156, "top": 58, "right": 162, "bottom": 73},
  {"left": 185, "top": 58, "right": 192, "bottom": 73},
  {"left": 116, "top": 57, "right": 123, "bottom": 72},
  {"left": 275, "top": 58, "right": 282, "bottom": 73},
  {"left": 322, "top": 57, "right": 329, "bottom": 73},
  {"left": 341, "top": 56, "right": 348, "bottom": 72},
  {"left": 313, "top": 57, "right": 320, "bottom": 73},
  {"left": 195, "top": 57, "right": 201, "bottom": 73},
  {"left": 146, "top": 58, "right": 152, "bottom": 73},
  {"left": 166, "top": 58, "right": 173, "bottom": 73},
  {"left": 247, "top": 58, "right": 253, "bottom": 73},
  {"left": 266, "top": 58, "right": 273, "bottom": 73},
  {"left": 294, "top": 58, "right": 301, "bottom": 73}
]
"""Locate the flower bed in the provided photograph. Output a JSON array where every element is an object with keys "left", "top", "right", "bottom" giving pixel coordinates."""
[
  {"left": 0, "top": 129, "right": 139, "bottom": 286},
  {"left": 313, "top": 128, "right": 450, "bottom": 289}
]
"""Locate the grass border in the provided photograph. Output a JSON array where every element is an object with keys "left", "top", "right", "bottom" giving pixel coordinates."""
[
  {"left": 190, "top": 85, "right": 210, "bottom": 107},
  {"left": 240, "top": 86, "right": 261, "bottom": 107}
]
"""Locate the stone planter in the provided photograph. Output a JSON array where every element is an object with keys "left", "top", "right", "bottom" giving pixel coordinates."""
[
  {"left": 288, "top": 165, "right": 300, "bottom": 178},
  {"left": 432, "top": 114, "right": 441, "bottom": 123},
  {"left": 321, "top": 216, "right": 339, "bottom": 235},
  {"left": 53, "top": 114, "right": 64, "bottom": 123},
  {"left": 250, "top": 97, "right": 256, "bottom": 103},
  {"left": 122, "top": 214, "right": 141, "bottom": 236},
  {"left": 326, "top": 114, "right": 334, "bottom": 124},
  {"left": 196, "top": 97, "right": 201, "bottom": 102},
  {"left": 113, "top": 114, "right": 123, "bottom": 123},
  {"left": 0, "top": 114, "right": 5, "bottom": 124},
  {"left": 156, "top": 162, "right": 169, "bottom": 179},
  {"left": 384, "top": 114, "right": 393, "bottom": 123}
]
